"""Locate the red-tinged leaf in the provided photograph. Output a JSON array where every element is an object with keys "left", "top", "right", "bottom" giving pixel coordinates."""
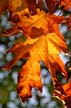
[
  {"left": 54, "top": 79, "right": 71, "bottom": 108},
  {"left": 10, "top": 9, "right": 47, "bottom": 37},
  {"left": 8, "top": 9, "right": 66, "bottom": 40},
  {"left": 59, "top": 0, "right": 71, "bottom": 10},
  {"left": 0, "top": 0, "right": 8, "bottom": 14},
  {"left": 45, "top": 0, "right": 58, "bottom": 14},
  {"left": 2, "top": 26, "right": 22, "bottom": 37},
  {"left": 66, "top": 14, "right": 71, "bottom": 30},
  {"left": 9, "top": 0, "right": 44, "bottom": 14}
]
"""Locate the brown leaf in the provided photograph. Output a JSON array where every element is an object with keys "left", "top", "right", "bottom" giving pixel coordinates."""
[
  {"left": 45, "top": 0, "right": 57, "bottom": 14},
  {"left": 66, "top": 14, "right": 71, "bottom": 30},
  {"left": 0, "top": 0, "right": 8, "bottom": 14},
  {"left": 54, "top": 79, "right": 71, "bottom": 108},
  {"left": 59, "top": 0, "right": 71, "bottom": 10}
]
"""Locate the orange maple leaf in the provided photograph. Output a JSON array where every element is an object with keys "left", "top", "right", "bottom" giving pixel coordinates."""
[
  {"left": 0, "top": 0, "right": 71, "bottom": 106},
  {"left": 4, "top": 32, "right": 67, "bottom": 101},
  {"left": 17, "top": 33, "right": 67, "bottom": 101},
  {"left": 3, "top": 9, "right": 67, "bottom": 102}
]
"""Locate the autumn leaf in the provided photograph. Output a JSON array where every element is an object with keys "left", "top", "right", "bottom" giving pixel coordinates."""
[
  {"left": 59, "top": 0, "right": 71, "bottom": 10},
  {"left": 1, "top": 4, "right": 69, "bottom": 36},
  {"left": 45, "top": 0, "right": 58, "bottom": 14},
  {"left": 8, "top": 0, "right": 34, "bottom": 12},
  {"left": 4, "top": 33, "right": 66, "bottom": 101},
  {"left": 8, "top": 0, "right": 35, "bottom": 12},
  {"left": 45, "top": 0, "right": 71, "bottom": 11},
  {"left": 66, "top": 14, "right": 71, "bottom": 30},
  {"left": 0, "top": 0, "right": 23, "bottom": 14},
  {"left": 8, "top": 9, "right": 66, "bottom": 39},
  {"left": 2, "top": 26, "right": 22, "bottom": 37},
  {"left": 3, "top": 43, "right": 32, "bottom": 70},
  {"left": 8, "top": 0, "right": 45, "bottom": 14},
  {"left": 8, "top": 0, "right": 23, "bottom": 12},
  {"left": 3, "top": 31, "right": 67, "bottom": 101},
  {"left": 0, "top": 0, "right": 71, "bottom": 107},
  {"left": 2, "top": 7, "right": 68, "bottom": 102},
  {"left": 63, "top": 80, "right": 71, "bottom": 107},
  {"left": 53, "top": 79, "right": 71, "bottom": 108},
  {"left": 0, "top": 0, "right": 43, "bottom": 15},
  {"left": 0, "top": 0, "right": 8, "bottom": 14},
  {"left": 17, "top": 32, "right": 67, "bottom": 102}
]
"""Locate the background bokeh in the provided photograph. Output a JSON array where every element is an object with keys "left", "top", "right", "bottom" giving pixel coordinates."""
[{"left": 0, "top": 7, "right": 71, "bottom": 108}]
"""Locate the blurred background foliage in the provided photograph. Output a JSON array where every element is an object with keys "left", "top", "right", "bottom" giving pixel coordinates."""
[{"left": 0, "top": 6, "right": 71, "bottom": 108}]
